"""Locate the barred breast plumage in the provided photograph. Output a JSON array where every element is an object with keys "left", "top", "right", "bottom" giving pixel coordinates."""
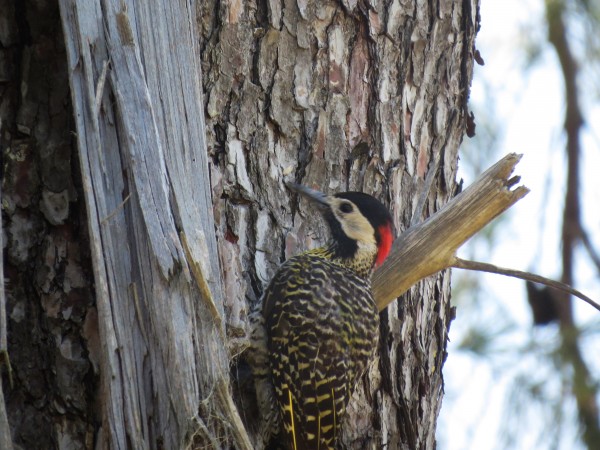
[{"left": 261, "top": 184, "right": 394, "bottom": 450}]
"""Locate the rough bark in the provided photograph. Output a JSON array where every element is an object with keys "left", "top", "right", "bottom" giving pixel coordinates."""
[
  {"left": 1, "top": 1, "right": 96, "bottom": 447},
  {"left": 1, "top": 0, "right": 480, "bottom": 448},
  {"left": 0, "top": 164, "right": 13, "bottom": 450},
  {"left": 199, "top": 1, "right": 479, "bottom": 448}
]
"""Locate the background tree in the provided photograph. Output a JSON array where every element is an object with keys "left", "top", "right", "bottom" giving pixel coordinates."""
[
  {"left": 0, "top": 0, "right": 480, "bottom": 448},
  {"left": 440, "top": 0, "right": 600, "bottom": 448}
]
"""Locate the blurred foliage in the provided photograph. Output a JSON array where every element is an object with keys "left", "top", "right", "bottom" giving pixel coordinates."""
[{"left": 441, "top": 0, "right": 600, "bottom": 448}]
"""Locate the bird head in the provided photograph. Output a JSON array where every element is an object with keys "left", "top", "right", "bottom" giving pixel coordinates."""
[{"left": 287, "top": 183, "right": 394, "bottom": 268}]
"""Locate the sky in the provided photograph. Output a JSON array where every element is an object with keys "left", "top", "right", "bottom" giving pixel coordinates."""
[{"left": 437, "top": 0, "right": 600, "bottom": 449}]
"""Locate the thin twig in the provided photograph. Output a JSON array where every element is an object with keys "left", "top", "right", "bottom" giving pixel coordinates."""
[
  {"left": 100, "top": 193, "right": 131, "bottom": 225},
  {"left": 94, "top": 59, "right": 110, "bottom": 119},
  {"left": 579, "top": 227, "right": 600, "bottom": 275},
  {"left": 180, "top": 232, "right": 224, "bottom": 330},
  {"left": 452, "top": 257, "right": 600, "bottom": 313},
  {"left": 216, "top": 378, "right": 254, "bottom": 450}
]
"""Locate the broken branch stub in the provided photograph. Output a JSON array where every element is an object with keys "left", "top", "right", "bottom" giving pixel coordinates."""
[{"left": 373, "top": 153, "right": 530, "bottom": 311}]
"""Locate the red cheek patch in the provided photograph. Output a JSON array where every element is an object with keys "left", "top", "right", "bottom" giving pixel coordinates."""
[{"left": 375, "top": 223, "right": 393, "bottom": 267}]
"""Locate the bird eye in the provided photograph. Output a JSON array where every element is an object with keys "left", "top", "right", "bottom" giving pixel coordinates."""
[{"left": 339, "top": 202, "right": 353, "bottom": 214}]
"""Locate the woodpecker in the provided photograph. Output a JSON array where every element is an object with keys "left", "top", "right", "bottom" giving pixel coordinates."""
[{"left": 262, "top": 183, "right": 394, "bottom": 450}]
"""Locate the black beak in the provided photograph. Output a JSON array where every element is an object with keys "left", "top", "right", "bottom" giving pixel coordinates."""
[{"left": 286, "top": 182, "right": 329, "bottom": 210}]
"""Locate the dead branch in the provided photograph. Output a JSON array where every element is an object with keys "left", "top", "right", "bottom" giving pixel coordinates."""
[
  {"left": 373, "top": 152, "right": 599, "bottom": 314},
  {"left": 373, "top": 153, "right": 529, "bottom": 310}
]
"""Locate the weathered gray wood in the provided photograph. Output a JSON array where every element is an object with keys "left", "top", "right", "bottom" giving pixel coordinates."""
[
  {"left": 58, "top": 0, "right": 250, "bottom": 449},
  {"left": 0, "top": 387, "right": 11, "bottom": 450}
]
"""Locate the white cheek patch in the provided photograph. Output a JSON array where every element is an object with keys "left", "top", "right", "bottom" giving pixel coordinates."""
[{"left": 339, "top": 214, "right": 376, "bottom": 245}]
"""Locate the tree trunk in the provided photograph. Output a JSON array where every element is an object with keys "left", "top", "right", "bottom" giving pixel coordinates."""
[
  {"left": 1, "top": 1, "right": 96, "bottom": 448},
  {"left": 1, "top": 0, "right": 479, "bottom": 449},
  {"left": 200, "top": 1, "right": 478, "bottom": 448}
]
